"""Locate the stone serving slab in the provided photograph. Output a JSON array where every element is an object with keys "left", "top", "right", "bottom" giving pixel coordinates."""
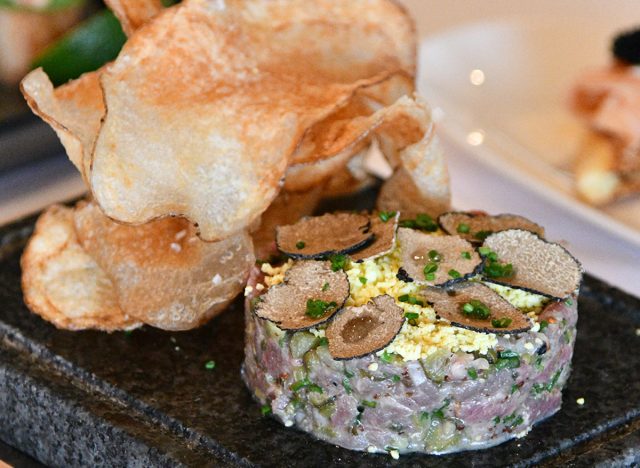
[{"left": 0, "top": 211, "right": 639, "bottom": 467}]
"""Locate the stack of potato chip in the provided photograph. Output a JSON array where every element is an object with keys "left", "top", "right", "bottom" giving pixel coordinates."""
[{"left": 20, "top": 0, "right": 451, "bottom": 331}]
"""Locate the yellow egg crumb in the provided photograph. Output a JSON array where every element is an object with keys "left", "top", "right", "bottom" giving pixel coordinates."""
[{"left": 260, "top": 238, "right": 548, "bottom": 362}]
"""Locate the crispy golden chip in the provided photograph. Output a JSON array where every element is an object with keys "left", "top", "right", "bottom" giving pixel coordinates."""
[
  {"left": 74, "top": 201, "right": 255, "bottom": 331},
  {"left": 89, "top": 0, "right": 415, "bottom": 241},
  {"left": 21, "top": 205, "right": 140, "bottom": 331},
  {"left": 21, "top": 69, "right": 103, "bottom": 181},
  {"left": 104, "top": 0, "right": 163, "bottom": 36},
  {"left": 286, "top": 95, "right": 450, "bottom": 216}
]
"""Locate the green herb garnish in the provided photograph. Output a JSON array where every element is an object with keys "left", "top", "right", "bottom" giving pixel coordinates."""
[
  {"left": 392, "top": 375, "right": 401, "bottom": 383},
  {"left": 361, "top": 400, "right": 377, "bottom": 408},
  {"left": 491, "top": 317, "right": 513, "bottom": 328},
  {"left": 457, "top": 223, "right": 470, "bottom": 234},
  {"left": 398, "top": 294, "right": 424, "bottom": 307},
  {"left": 317, "top": 337, "right": 329, "bottom": 347},
  {"left": 423, "top": 261, "right": 438, "bottom": 280},
  {"left": 404, "top": 312, "right": 419, "bottom": 321},
  {"left": 460, "top": 299, "right": 491, "bottom": 319},
  {"left": 461, "top": 251, "right": 472, "bottom": 260},
  {"left": 204, "top": 360, "right": 216, "bottom": 370},
  {"left": 467, "top": 368, "right": 478, "bottom": 380},
  {"left": 305, "top": 299, "right": 337, "bottom": 318},
  {"left": 495, "top": 350, "right": 520, "bottom": 370},
  {"left": 291, "top": 377, "right": 323, "bottom": 393},
  {"left": 359, "top": 276, "right": 367, "bottom": 285},
  {"left": 473, "top": 230, "right": 493, "bottom": 241},
  {"left": 322, "top": 282, "right": 330, "bottom": 291},
  {"left": 428, "top": 249, "right": 442, "bottom": 262},
  {"left": 295, "top": 241, "right": 306, "bottom": 249},
  {"left": 448, "top": 269, "right": 461, "bottom": 279},
  {"left": 378, "top": 211, "right": 396, "bottom": 222},
  {"left": 380, "top": 350, "right": 395, "bottom": 363},
  {"left": 329, "top": 253, "right": 348, "bottom": 271},
  {"left": 539, "top": 320, "right": 549, "bottom": 331},
  {"left": 478, "top": 246, "right": 492, "bottom": 256},
  {"left": 399, "top": 213, "right": 438, "bottom": 232},
  {"left": 342, "top": 377, "right": 352, "bottom": 394},
  {"left": 261, "top": 404, "right": 272, "bottom": 416}
]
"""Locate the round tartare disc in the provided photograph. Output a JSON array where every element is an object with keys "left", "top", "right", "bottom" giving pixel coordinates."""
[
  {"left": 481, "top": 229, "right": 583, "bottom": 300},
  {"left": 326, "top": 294, "right": 405, "bottom": 359},
  {"left": 438, "top": 212, "right": 545, "bottom": 244},
  {"left": 254, "top": 260, "right": 350, "bottom": 330},
  {"left": 422, "top": 282, "right": 532, "bottom": 334},
  {"left": 397, "top": 228, "right": 481, "bottom": 286},
  {"left": 276, "top": 213, "right": 373, "bottom": 259}
]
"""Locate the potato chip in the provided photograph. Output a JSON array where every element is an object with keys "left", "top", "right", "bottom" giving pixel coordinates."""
[
  {"left": 21, "top": 69, "right": 103, "bottom": 181},
  {"left": 104, "top": 0, "right": 163, "bottom": 36},
  {"left": 73, "top": 201, "right": 255, "bottom": 331},
  {"left": 89, "top": 0, "right": 415, "bottom": 241},
  {"left": 286, "top": 95, "right": 450, "bottom": 215},
  {"left": 21, "top": 205, "right": 140, "bottom": 331}
]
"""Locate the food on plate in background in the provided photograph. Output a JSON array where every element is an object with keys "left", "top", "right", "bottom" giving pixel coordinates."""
[
  {"left": 19, "top": 0, "right": 451, "bottom": 331},
  {"left": 568, "top": 27, "right": 640, "bottom": 205},
  {"left": 244, "top": 211, "right": 582, "bottom": 455},
  {"left": 0, "top": 0, "right": 84, "bottom": 84}
]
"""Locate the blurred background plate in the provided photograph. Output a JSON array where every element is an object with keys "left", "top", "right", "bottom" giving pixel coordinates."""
[{"left": 417, "top": 15, "right": 640, "bottom": 248}]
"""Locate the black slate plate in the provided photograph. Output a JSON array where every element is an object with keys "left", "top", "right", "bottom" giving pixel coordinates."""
[{"left": 0, "top": 212, "right": 639, "bottom": 467}]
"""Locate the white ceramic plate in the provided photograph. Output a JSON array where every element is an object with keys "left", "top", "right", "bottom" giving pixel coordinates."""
[{"left": 418, "top": 17, "right": 640, "bottom": 248}]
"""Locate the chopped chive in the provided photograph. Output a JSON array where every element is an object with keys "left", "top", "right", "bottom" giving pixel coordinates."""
[
  {"left": 204, "top": 360, "right": 216, "bottom": 370},
  {"left": 473, "top": 230, "right": 493, "bottom": 241},
  {"left": 478, "top": 246, "right": 492, "bottom": 256},
  {"left": 428, "top": 249, "right": 442, "bottom": 262},
  {"left": 392, "top": 375, "right": 401, "bottom": 383},
  {"left": 378, "top": 211, "right": 396, "bottom": 222},
  {"left": 467, "top": 368, "right": 478, "bottom": 380},
  {"left": 295, "top": 241, "right": 306, "bottom": 249},
  {"left": 329, "top": 253, "right": 348, "bottom": 271},
  {"left": 359, "top": 276, "right": 367, "bottom": 285},
  {"left": 261, "top": 404, "right": 272, "bottom": 416},
  {"left": 539, "top": 320, "right": 549, "bottom": 331},
  {"left": 461, "top": 251, "right": 471, "bottom": 260},
  {"left": 398, "top": 294, "right": 424, "bottom": 307},
  {"left": 493, "top": 416, "right": 501, "bottom": 424},
  {"left": 322, "top": 282, "right": 330, "bottom": 291},
  {"left": 457, "top": 223, "right": 470, "bottom": 233},
  {"left": 511, "top": 384, "right": 519, "bottom": 394},
  {"left": 404, "top": 312, "right": 419, "bottom": 321},
  {"left": 361, "top": 400, "right": 377, "bottom": 408},
  {"left": 491, "top": 317, "right": 512, "bottom": 328},
  {"left": 305, "top": 299, "right": 337, "bottom": 318},
  {"left": 423, "top": 262, "right": 438, "bottom": 275},
  {"left": 448, "top": 269, "right": 461, "bottom": 279},
  {"left": 291, "top": 377, "right": 323, "bottom": 393},
  {"left": 565, "top": 299, "right": 573, "bottom": 306},
  {"left": 460, "top": 299, "right": 491, "bottom": 319},
  {"left": 380, "top": 350, "right": 394, "bottom": 363},
  {"left": 317, "top": 337, "right": 329, "bottom": 346},
  {"left": 425, "top": 272, "right": 436, "bottom": 281}
]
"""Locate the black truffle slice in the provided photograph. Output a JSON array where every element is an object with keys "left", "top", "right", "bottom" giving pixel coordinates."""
[
  {"left": 254, "top": 260, "right": 349, "bottom": 330},
  {"left": 326, "top": 295, "right": 404, "bottom": 360},
  {"left": 397, "top": 228, "right": 482, "bottom": 286},
  {"left": 613, "top": 27, "right": 640, "bottom": 64},
  {"left": 482, "top": 229, "right": 583, "bottom": 299},
  {"left": 438, "top": 211, "right": 545, "bottom": 244},
  {"left": 350, "top": 211, "right": 400, "bottom": 262},
  {"left": 422, "top": 282, "right": 532, "bottom": 334},
  {"left": 276, "top": 213, "right": 373, "bottom": 259}
]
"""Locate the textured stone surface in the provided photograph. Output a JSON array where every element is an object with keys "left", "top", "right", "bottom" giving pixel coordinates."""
[{"left": 0, "top": 212, "right": 639, "bottom": 467}]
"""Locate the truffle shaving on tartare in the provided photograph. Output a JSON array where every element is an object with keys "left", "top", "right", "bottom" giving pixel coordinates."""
[
  {"left": 423, "top": 282, "right": 532, "bottom": 334},
  {"left": 276, "top": 213, "right": 372, "bottom": 259},
  {"left": 326, "top": 294, "right": 404, "bottom": 359},
  {"left": 397, "top": 227, "right": 481, "bottom": 286},
  {"left": 254, "top": 260, "right": 349, "bottom": 330},
  {"left": 350, "top": 211, "right": 400, "bottom": 262},
  {"left": 438, "top": 212, "right": 545, "bottom": 243},
  {"left": 481, "top": 229, "right": 583, "bottom": 300}
]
